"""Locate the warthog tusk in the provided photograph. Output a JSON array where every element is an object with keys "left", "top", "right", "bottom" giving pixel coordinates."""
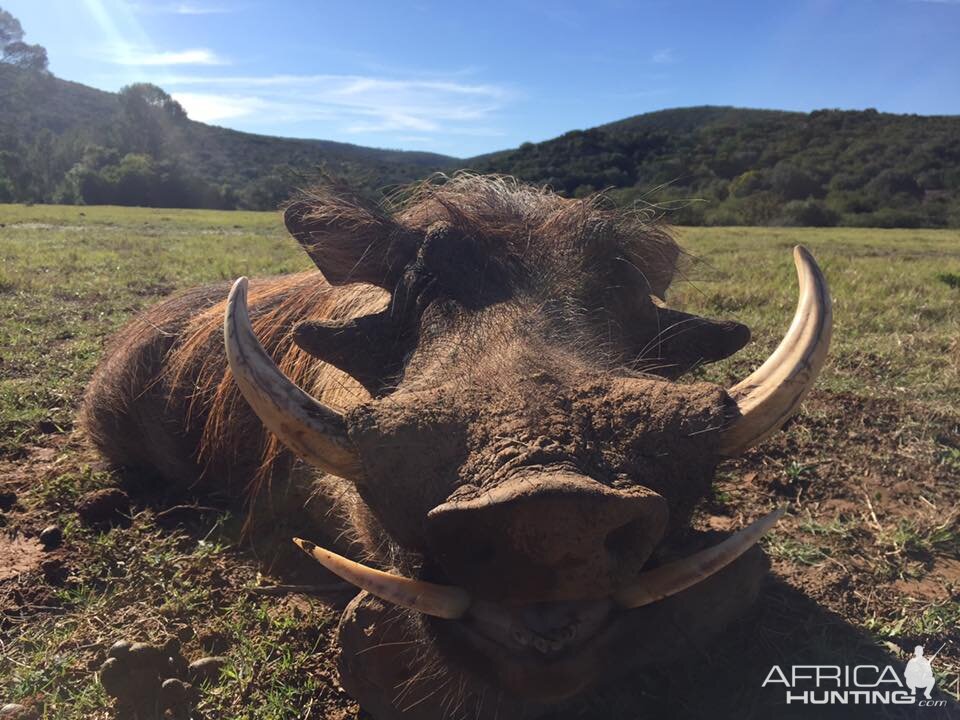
[
  {"left": 613, "top": 506, "right": 785, "bottom": 609},
  {"left": 224, "top": 277, "right": 362, "bottom": 478},
  {"left": 293, "top": 538, "right": 472, "bottom": 620},
  {"left": 719, "top": 246, "right": 832, "bottom": 456},
  {"left": 295, "top": 505, "right": 781, "bottom": 619}
]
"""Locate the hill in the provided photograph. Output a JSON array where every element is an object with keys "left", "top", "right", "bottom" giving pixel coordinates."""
[
  {"left": 0, "top": 64, "right": 454, "bottom": 209},
  {"left": 2, "top": 63, "right": 960, "bottom": 226},
  {"left": 466, "top": 105, "right": 960, "bottom": 227}
]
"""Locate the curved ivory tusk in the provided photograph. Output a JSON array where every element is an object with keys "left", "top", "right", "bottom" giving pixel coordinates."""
[
  {"left": 719, "top": 246, "right": 832, "bottom": 456},
  {"left": 224, "top": 277, "right": 362, "bottom": 478},
  {"left": 613, "top": 506, "right": 785, "bottom": 609},
  {"left": 293, "top": 538, "right": 472, "bottom": 620}
]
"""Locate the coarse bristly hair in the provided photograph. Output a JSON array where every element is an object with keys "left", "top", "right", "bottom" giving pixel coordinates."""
[{"left": 153, "top": 174, "right": 682, "bottom": 504}]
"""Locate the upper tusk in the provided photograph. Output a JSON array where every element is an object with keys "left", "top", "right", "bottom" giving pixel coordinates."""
[
  {"left": 718, "top": 246, "right": 832, "bottom": 456},
  {"left": 293, "top": 538, "right": 472, "bottom": 620},
  {"left": 224, "top": 277, "right": 362, "bottom": 478},
  {"left": 613, "top": 506, "right": 785, "bottom": 609}
]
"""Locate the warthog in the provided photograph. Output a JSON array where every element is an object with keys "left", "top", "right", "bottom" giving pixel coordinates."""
[{"left": 82, "top": 175, "right": 831, "bottom": 718}]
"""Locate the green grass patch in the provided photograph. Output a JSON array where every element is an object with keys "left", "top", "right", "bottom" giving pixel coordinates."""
[{"left": 675, "top": 226, "right": 960, "bottom": 412}]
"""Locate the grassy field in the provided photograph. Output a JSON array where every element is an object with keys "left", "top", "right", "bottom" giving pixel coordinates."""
[{"left": 0, "top": 204, "right": 958, "bottom": 718}]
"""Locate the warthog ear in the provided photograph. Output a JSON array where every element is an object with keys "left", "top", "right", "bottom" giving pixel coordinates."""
[
  {"left": 293, "top": 312, "right": 407, "bottom": 395},
  {"left": 284, "top": 194, "right": 417, "bottom": 289},
  {"left": 640, "top": 307, "right": 751, "bottom": 379},
  {"left": 292, "top": 247, "right": 439, "bottom": 394}
]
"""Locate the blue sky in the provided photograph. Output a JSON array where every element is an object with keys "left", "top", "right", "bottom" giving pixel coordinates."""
[{"left": 5, "top": 0, "right": 960, "bottom": 157}]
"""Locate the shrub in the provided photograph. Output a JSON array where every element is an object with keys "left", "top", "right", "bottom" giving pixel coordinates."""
[
  {"left": 780, "top": 199, "right": 839, "bottom": 227},
  {"left": 770, "top": 162, "right": 823, "bottom": 200}
]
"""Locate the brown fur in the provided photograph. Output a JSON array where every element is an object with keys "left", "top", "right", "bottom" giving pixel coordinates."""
[
  {"left": 288, "top": 175, "right": 679, "bottom": 297},
  {"left": 81, "top": 273, "right": 384, "bottom": 519},
  {"left": 84, "top": 175, "right": 683, "bottom": 500},
  {"left": 81, "top": 174, "right": 761, "bottom": 711}
]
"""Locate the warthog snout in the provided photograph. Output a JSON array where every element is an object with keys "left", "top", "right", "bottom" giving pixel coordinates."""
[{"left": 425, "top": 472, "right": 669, "bottom": 603}]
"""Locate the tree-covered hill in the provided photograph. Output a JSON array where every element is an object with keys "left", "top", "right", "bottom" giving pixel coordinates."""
[
  {"left": 0, "top": 64, "right": 454, "bottom": 209},
  {"left": 2, "top": 61, "right": 960, "bottom": 226},
  {"left": 466, "top": 105, "right": 960, "bottom": 227}
]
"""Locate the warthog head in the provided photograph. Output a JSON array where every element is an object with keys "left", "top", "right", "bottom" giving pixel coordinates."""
[{"left": 223, "top": 176, "right": 831, "bottom": 707}]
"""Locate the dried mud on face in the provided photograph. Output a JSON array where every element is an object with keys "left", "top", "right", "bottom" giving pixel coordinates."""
[{"left": 1, "top": 390, "right": 957, "bottom": 719}]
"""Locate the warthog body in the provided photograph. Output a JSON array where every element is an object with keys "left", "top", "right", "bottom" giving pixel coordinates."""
[{"left": 82, "top": 175, "right": 829, "bottom": 718}]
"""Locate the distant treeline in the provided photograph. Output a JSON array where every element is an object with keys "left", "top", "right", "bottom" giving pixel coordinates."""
[
  {"left": 469, "top": 106, "right": 960, "bottom": 228},
  {"left": 2, "top": 64, "right": 959, "bottom": 227}
]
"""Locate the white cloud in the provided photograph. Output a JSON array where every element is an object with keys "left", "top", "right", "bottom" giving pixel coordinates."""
[
  {"left": 652, "top": 48, "right": 676, "bottom": 64},
  {"left": 157, "top": 73, "right": 510, "bottom": 138},
  {"left": 170, "top": 92, "right": 264, "bottom": 122},
  {"left": 107, "top": 47, "right": 228, "bottom": 66}
]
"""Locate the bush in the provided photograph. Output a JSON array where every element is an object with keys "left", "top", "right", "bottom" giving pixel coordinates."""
[
  {"left": 729, "top": 170, "right": 766, "bottom": 198},
  {"left": 844, "top": 208, "right": 931, "bottom": 228},
  {"left": 866, "top": 170, "right": 923, "bottom": 201},
  {"left": 781, "top": 199, "right": 839, "bottom": 227},
  {"left": 770, "top": 162, "right": 823, "bottom": 200},
  {"left": 0, "top": 176, "right": 13, "bottom": 202},
  {"left": 826, "top": 190, "right": 877, "bottom": 214}
]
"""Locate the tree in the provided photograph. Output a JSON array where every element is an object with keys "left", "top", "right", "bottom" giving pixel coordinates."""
[
  {"left": 780, "top": 199, "right": 839, "bottom": 227},
  {"left": 2, "top": 40, "right": 48, "bottom": 72},
  {"left": 770, "top": 162, "right": 822, "bottom": 201},
  {"left": 0, "top": 7, "right": 48, "bottom": 72},
  {"left": 0, "top": 8, "right": 23, "bottom": 47},
  {"left": 119, "top": 83, "right": 187, "bottom": 122}
]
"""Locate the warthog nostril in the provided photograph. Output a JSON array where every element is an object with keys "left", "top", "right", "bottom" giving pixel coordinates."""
[{"left": 426, "top": 471, "right": 668, "bottom": 602}]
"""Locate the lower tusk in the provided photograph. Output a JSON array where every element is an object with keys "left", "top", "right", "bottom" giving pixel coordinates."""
[
  {"left": 293, "top": 538, "right": 472, "bottom": 620},
  {"left": 613, "top": 506, "right": 785, "bottom": 609}
]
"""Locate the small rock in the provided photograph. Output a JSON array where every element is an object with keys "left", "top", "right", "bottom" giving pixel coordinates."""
[
  {"left": 76, "top": 488, "right": 130, "bottom": 527},
  {"left": 99, "top": 644, "right": 167, "bottom": 706},
  {"left": 188, "top": 656, "right": 227, "bottom": 685},
  {"left": 0, "top": 704, "right": 34, "bottom": 720},
  {"left": 168, "top": 654, "right": 189, "bottom": 680},
  {"left": 0, "top": 490, "right": 16, "bottom": 511},
  {"left": 162, "top": 637, "right": 181, "bottom": 657},
  {"left": 160, "top": 678, "right": 193, "bottom": 707},
  {"left": 163, "top": 636, "right": 189, "bottom": 679},
  {"left": 41, "top": 558, "right": 68, "bottom": 585},
  {"left": 107, "top": 639, "right": 132, "bottom": 660},
  {"left": 98, "top": 657, "right": 126, "bottom": 697},
  {"left": 128, "top": 642, "right": 166, "bottom": 674},
  {"left": 39, "top": 525, "right": 63, "bottom": 550}
]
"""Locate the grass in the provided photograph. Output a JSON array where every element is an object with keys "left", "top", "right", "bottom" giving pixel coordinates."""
[
  {"left": 1, "top": 204, "right": 959, "bottom": 718},
  {"left": 0, "top": 204, "right": 307, "bottom": 456},
  {"left": 2, "top": 461, "right": 346, "bottom": 718},
  {"left": 763, "top": 534, "right": 832, "bottom": 566},
  {"left": 673, "top": 226, "right": 960, "bottom": 412}
]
